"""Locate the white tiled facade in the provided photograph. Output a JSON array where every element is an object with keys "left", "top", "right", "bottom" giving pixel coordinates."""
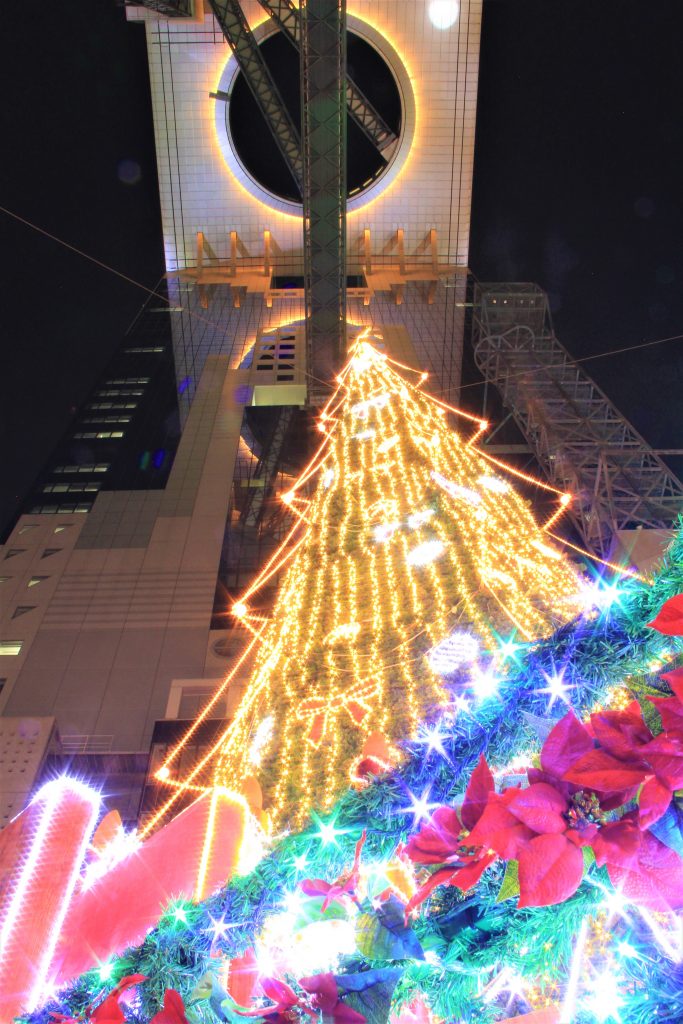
[
  {"left": 134, "top": 1, "right": 481, "bottom": 266},
  {"left": 130, "top": 0, "right": 482, "bottom": 399}
]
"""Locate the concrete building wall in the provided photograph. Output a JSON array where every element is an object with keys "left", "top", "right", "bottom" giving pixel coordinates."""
[{"left": 0, "top": 357, "right": 248, "bottom": 754}]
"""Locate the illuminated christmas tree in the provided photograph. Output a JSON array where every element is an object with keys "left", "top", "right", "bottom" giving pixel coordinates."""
[
  {"left": 22, "top": 337, "right": 683, "bottom": 1024},
  {"left": 154, "top": 333, "right": 584, "bottom": 832}
]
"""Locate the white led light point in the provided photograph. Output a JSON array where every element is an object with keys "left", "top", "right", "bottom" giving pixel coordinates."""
[{"left": 429, "top": 0, "right": 460, "bottom": 30}]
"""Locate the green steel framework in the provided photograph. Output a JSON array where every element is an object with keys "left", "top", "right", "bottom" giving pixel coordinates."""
[
  {"left": 300, "top": 0, "right": 347, "bottom": 389},
  {"left": 255, "top": 0, "right": 396, "bottom": 152},
  {"left": 208, "top": 0, "right": 304, "bottom": 195}
]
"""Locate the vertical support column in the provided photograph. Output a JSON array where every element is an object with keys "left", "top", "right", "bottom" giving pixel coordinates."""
[{"left": 300, "top": 0, "right": 347, "bottom": 394}]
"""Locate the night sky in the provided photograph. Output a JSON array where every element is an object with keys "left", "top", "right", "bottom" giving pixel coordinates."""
[{"left": 2, "top": 0, "right": 683, "bottom": 538}]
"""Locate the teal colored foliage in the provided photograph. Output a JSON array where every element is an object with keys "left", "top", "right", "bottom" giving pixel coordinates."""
[{"left": 20, "top": 525, "right": 683, "bottom": 1024}]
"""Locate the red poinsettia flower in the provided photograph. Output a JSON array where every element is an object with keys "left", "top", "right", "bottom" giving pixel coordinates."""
[
  {"left": 300, "top": 830, "right": 367, "bottom": 910},
  {"left": 563, "top": 701, "right": 683, "bottom": 828},
  {"left": 464, "top": 781, "right": 586, "bottom": 907},
  {"left": 235, "top": 977, "right": 317, "bottom": 1023},
  {"left": 299, "top": 973, "right": 366, "bottom": 1024},
  {"left": 646, "top": 593, "right": 683, "bottom": 636},
  {"left": 51, "top": 975, "right": 147, "bottom": 1024},
  {"left": 149, "top": 990, "right": 190, "bottom": 1024},
  {"left": 404, "top": 757, "right": 498, "bottom": 913},
  {"left": 456, "top": 713, "right": 658, "bottom": 906}
]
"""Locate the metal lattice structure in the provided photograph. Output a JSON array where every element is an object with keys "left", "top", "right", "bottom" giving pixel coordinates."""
[
  {"left": 123, "top": 0, "right": 194, "bottom": 14},
  {"left": 472, "top": 283, "right": 683, "bottom": 558},
  {"left": 256, "top": 0, "right": 397, "bottom": 152},
  {"left": 301, "top": 0, "right": 347, "bottom": 387},
  {"left": 208, "top": 0, "right": 303, "bottom": 195}
]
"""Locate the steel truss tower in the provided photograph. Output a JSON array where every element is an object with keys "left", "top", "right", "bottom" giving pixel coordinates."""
[
  {"left": 472, "top": 283, "right": 683, "bottom": 558},
  {"left": 301, "top": 0, "right": 347, "bottom": 385},
  {"left": 172, "top": 0, "right": 348, "bottom": 390}
]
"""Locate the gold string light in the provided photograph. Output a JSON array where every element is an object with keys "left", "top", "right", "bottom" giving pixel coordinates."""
[{"left": 201, "top": 336, "right": 586, "bottom": 832}]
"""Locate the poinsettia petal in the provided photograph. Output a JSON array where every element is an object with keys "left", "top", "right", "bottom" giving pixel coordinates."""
[
  {"left": 591, "top": 817, "right": 642, "bottom": 869},
  {"left": 507, "top": 783, "right": 568, "bottom": 834},
  {"left": 638, "top": 775, "right": 672, "bottom": 829},
  {"left": 300, "top": 972, "right": 339, "bottom": 1012},
  {"left": 461, "top": 755, "right": 495, "bottom": 830},
  {"left": 301, "top": 879, "right": 333, "bottom": 897},
  {"left": 261, "top": 978, "right": 299, "bottom": 1008},
  {"left": 563, "top": 749, "right": 647, "bottom": 792},
  {"left": 333, "top": 1003, "right": 367, "bottom": 1024},
  {"left": 351, "top": 830, "right": 367, "bottom": 874},
  {"left": 590, "top": 702, "right": 652, "bottom": 759},
  {"left": 112, "top": 975, "right": 147, "bottom": 996},
  {"left": 91, "top": 998, "right": 125, "bottom": 1024},
  {"left": 649, "top": 695, "right": 683, "bottom": 736},
  {"left": 404, "top": 867, "right": 458, "bottom": 915},
  {"left": 321, "top": 883, "right": 349, "bottom": 911},
  {"left": 526, "top": 766, "right": 574, "bottom": 800},
  {"left": 646, "top": 594, "right": 683, "bottom": 636},
  {"left": 640, "top": 735, "right": 683, "bottom": 789},
  {"left": 661, "top": 667, "right": 683, "bottom": 703},
  {"left": 404, "top": 806, "right": 463, "bottom": 864},
  {"left": 450, "top": 850, "right": 497, "bottom": 891},
  {"left": 517, "top": 833, "right": 584, "bottom": 907},
  {"left": 466, "top": 795, "right": 535, "bottom": 859},
  {"left": 163, "top": 990, "right": 189, "bottom": 1024},
  {"left": 540, "top": 712, "right": 594, "bottom": 779},
  {"left": 608, "top": 830, "right": 683, "bottom": 911},
  {"left": 566, "top": 824, "right": 597, "bottom": 846}
]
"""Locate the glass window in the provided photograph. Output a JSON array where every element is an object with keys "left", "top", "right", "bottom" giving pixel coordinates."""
[
  {"left": 53, "top": 463, "right": 110, "bottom": 475},
  {"left": 177, "top": 687, "right": 227, "bottom": 720},
  {"left": 95, "top": 389, "right": 143, "bottom": 397},
  {"left": 82, "top": 416, "right": 131, "bottom": 424},
  {"left": 45, "top": 482, "right": 101, "bottom": 494},
  {"left": 0, "top": 641, "right": 23, "bottom": 656}
]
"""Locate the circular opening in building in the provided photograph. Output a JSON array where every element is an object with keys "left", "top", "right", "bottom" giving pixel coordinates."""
[{"left": 227, "top": 31, "right": 402, "bottom": 205}]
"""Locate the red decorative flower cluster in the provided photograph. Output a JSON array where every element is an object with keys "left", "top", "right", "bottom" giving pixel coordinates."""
[
  {"left": 51, "top": 976, "right": 147, "bottom": 1024},
  {"left": 234, "top": 974, "right": 366, "bottom": 1024},
  {"left": 50, "top": 976, "right": 191, "bottom": 1024},
  {"left": 300, "top": 830, "right": 367, "bottom": 909},
  {"left": 404, "top": 594, "right": 683, "bottom": 913}
]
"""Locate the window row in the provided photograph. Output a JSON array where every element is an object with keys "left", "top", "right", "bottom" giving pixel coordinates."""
[
  {"left": 0, "top": 577, "right": 50, "bottom": 587},
  {"left": 124, "top": 346, "right": 164, "bottom": 354},
  {"left": 105, "top": 377, "right": 150, "bottom": 385},
  {"left": 53, "top": 464, "right": 110, "bottom": 474},
  {"left": 73, "top": 431, "right": 124, "bottom": 440},
  {"left": 88, "top": 402, "right": 137, "bottom": 411},
  {"left": 43, "top": 483, "right": 101, "bottom": 494},
  {"left": 28, "top": 504, "right": 91, "bottom": 515},
  {"left": 81, "top": 416, "right": 131, "bottom": 425},
  {"left": 96, "top": 389, "right": 144, "bottom": 398}
]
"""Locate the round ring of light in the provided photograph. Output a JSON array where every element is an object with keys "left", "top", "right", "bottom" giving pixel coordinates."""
[
  {"left": 428, "top": 0, "right": 460, "bottom": 30},
  {"left": 214, "top": 15, "right": 416, "bottom": 216}
]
